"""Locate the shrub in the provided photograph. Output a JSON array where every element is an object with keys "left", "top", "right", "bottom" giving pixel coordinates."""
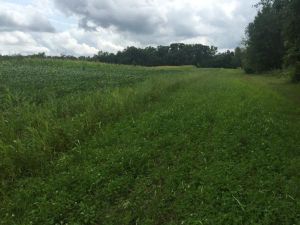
[
  {"left": 292, "top": 61, "right": 300, "bottom": 83},
  {"left": 244, "top": 66, "right": 255, "bottom": 74}
]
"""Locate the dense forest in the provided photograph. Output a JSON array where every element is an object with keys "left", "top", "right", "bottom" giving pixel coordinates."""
[
  {"left": 93, "top": 44, "right": 242, "bottom": 68},
  {"left": 242, "top": 0, "right": 300, "bottom": 81}
]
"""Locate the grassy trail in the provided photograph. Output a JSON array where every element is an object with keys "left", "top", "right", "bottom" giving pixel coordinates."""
[{"left": 0, "top": 61, "right": 299, "bottom": 225}]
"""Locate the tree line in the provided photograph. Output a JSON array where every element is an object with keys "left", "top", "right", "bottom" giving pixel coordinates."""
[
  {"left": 93, "top": 44, "right": 242, "bottom": 69},
  {"left": 0, "top": 45, "right": 242, "bottom": 69},
  {"left": 242, "top": 0, "right": 300, "bottom": 82}
]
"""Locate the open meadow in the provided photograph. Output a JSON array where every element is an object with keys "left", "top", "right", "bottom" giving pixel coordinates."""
[{"left": 0, "top": 59, "right": 299, "bottom": 224}]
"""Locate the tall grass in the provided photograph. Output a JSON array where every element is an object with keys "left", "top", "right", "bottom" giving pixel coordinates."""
[{"left": 0, "top": 59, "right": 197, "bottom": 181}]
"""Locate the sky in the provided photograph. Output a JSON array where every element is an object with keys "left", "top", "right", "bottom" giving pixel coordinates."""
[{"left": 0, "top": 0, "right": 258, "bottom": 56}]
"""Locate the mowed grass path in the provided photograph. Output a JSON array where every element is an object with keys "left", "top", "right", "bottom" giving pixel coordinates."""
[{"left": 0, "top": 60, "right": 299, "bottom": 224}]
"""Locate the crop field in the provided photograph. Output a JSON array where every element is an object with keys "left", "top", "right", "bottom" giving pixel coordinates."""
[{"left": 0, "top": 59, "right": 299, "bottom": 225}]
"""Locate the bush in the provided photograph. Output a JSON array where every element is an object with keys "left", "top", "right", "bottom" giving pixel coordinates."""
[
  {"left": 292, "top": 62, "right": 300, "bottom": 83},
  {"left": 244, "top": 66, "right": 255, "bottom": 74}
]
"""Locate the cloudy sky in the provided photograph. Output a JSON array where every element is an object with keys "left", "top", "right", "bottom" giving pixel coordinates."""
[{"left": 0, "top": 0, "right": 258, "bottom": 56}]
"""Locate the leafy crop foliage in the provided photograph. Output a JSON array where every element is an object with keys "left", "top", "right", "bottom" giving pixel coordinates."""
[{"left": 0, "top": 59, "right": 299, "bottom": 224}]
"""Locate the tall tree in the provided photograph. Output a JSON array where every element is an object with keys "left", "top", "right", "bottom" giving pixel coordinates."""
[
  {"left": 243, "top": 0, "right": 300, "bottom": 77},
  {"left": 281, "top": 0, "right": 300, "bottom": 65},
  {"left": 93, "top": 43, "right": 237, "bottom": 68},
  {"left": 244, "top": 4, "right": 285, "bottom": 72}
]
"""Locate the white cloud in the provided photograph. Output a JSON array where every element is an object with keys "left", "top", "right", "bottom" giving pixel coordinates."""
[
  {"left": 0, "top": 0, "right": 258, "bottom": 56},
  {"left": 0, "top": 31, "right": 49, "bottom": 55},
  {"left": 0, "top": 2, "right": 55, "bottom": 32},
  {"left": 38, "top": 30, "right": 99, "bottom": 56},
  {"left": 53, "top": 0, "right": 258, "bottom": 49}
]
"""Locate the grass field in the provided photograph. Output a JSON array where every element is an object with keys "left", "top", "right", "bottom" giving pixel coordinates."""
[{"left": 0, "top": 59, "right": 299, "bottom": 225}]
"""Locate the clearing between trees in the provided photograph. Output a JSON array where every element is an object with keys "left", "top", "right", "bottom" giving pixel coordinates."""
[{"left": 0, "top": 59, "right": 299, "bottom": 225}]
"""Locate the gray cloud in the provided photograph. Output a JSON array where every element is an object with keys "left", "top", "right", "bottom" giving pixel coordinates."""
[
  {"left": 54, "top": 0, "right": 163, "bottom": 34},
  {"left": 0, "top": 3, "right": 55, "bottom": 33},
  {"left": 0, "top": 0, "right": 259, "bottom": 56},
  {"left": 53, "top": 0, "right": 257, "bottom": 50},
  {"left": 0, "top": 12, "right": 55, "bottom": 32}
]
